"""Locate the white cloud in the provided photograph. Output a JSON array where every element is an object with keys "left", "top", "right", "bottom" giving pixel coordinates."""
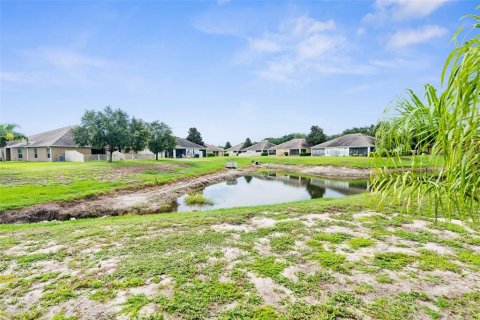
[
  {"left": 240, "top": 15, "right": 370, "bottom": 81},
  {"left": 387, "top": 25, "right": 448, "bottom": 48},
  {"left": 290, "top": 17, "right": 335, "bottom": 36},
  {"left": 35, "top": 47, "right": 111, "bottom": 69},
  {"left": 248, "top": 37, "right": 283, "bottom": 53},
  {"left": 363, "top": 0, "right": 448, "bottom": 24}
]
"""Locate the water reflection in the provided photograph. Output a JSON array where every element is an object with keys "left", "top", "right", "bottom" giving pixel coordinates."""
[{"left": 175, "top": 172, "right": 369, "bottom": 212}]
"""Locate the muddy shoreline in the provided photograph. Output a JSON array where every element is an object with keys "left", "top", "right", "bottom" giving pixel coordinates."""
[
  {"left": 0, "top": 164, "right": 374, "bottom": 224},
  {"left": 0, "top": 169, "right": 251, "bottom": 224},
  {"left": 258, "top": 163, "right": 373, "bottom": 178}
]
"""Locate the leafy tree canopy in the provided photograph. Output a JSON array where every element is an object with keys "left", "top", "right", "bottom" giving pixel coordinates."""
[
  {"left": 264, "top": 133, "right": 306, "bottom": 145},
  {"left": 306, "top": 125, "right": 327, "bottom": 146},
  {"left": 72, "top": 106, "right": 130, "bottom": 162},
  {"left": 243, "top": 138, "right": 253, "bottom": 148},
  {"left": 186, "top": 127, "right": 204, "bottom": 146},
  {"left": 129, "top": 117, "right": 150, "bottom": 153},
  {"left": 224, "top": 141, "right": 232, "bottom": 149},
  {"left": 148, "top": 121, "right": 176, "bottom": 160},
  {"left": 0, "top": 123, "right": 27, "bottom": 148}
]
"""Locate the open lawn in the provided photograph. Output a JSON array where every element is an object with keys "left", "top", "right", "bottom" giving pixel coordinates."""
[
  {"left": 0, "top": 195, "right": 479, "bottom": 319},
  {"left": 0, "top": 156, "right": 435, "bottom": 212}
]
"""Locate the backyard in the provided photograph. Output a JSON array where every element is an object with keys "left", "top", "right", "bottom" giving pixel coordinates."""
[
  {"left": 0, "top": 156, "right": 425, "bottom": 213},
  {"left": 0, "top": 194, "right": 479, "bottom": 319},
  {"left": 0, "top": 157, "right": 479, "bottom": 319}
]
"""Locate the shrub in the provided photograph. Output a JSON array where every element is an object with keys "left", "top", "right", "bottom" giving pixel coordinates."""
[
  {"left": 261, "top": 152, "right": 268, "bottom": 156},
  {"left": 207, "top": 153, "right": 215, "bottom": 157},
  {"left": 284, "top": 151, "right": 289, "bottom": 156},
  {"left": 224, "top": 153, "right": 229, "bottom": 157},
  {"left": 300, "top": 152, "right": 311, "bottom": 157}
]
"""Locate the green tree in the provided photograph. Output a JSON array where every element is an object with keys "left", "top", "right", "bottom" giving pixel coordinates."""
[
  {"left": 148, "top": 121, "right": 176, "bottom": 160},
  {"left": 72, "top": 106, "right": 130, "bottom": 162},
  {"left": 264, "top": 133, "right": 306, "bottom": 145},
  {"left": 372, "top": 12, "right": 480, "bottom": 221},
  {"left": 342, "top": 124, "right": 378, "bottom": 136},
  {"left": 129, "top": 117, "right": 150, "bottom": 153},
  {"left": 224, "top": 141, "right": 232, "bottom": 149},
  {"left": 243, "top": 138, "right": 253, "bottom": 148},
  {"left": 306, "top": 125, "right": 327, "bottom": 146},
  {"left": 186, "top": 127, "right": 204, "bottom": 146},
  {"left": 0, "top": 123, "right": 27, "bottom": 147}
]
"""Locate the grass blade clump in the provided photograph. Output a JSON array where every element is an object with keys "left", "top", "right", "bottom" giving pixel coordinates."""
[{"left": 184, "top": 192, "right": 214, "bottom": 206}]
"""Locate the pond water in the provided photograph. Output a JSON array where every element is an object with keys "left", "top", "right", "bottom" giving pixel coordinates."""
[{"left": 175, "top": 173, "right": 369, "bottom": 212}]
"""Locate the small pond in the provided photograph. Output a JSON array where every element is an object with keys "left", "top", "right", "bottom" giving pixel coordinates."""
[{"left": 175, "top": 172, "right": 369, "bottom": 212}]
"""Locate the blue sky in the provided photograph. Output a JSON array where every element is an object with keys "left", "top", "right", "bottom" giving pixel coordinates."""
[{"left": 0, "top": 0, "right": 476, "bottom": 145}]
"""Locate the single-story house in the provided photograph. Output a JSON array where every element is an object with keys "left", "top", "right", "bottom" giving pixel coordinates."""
[
  {"left": 225, "top": 143, "right": 245, "bottom": 155},
  {"left": 240, "top": 140, "right": 276, "bottom": 156},
  {"left": 3, "top": 126, "right": 96, "bottom": 162},
  {"left": 268, "top": 138, "right": 311, "bottom": 156},
  {"left": 205, "top": 144, "right": 225, "bottom": 156},
  {"left": 311, "top": 133, "right": 375, "bottom": 157},
  {"left": 166, "top": 137, "right": 206, "bottom": 158}
]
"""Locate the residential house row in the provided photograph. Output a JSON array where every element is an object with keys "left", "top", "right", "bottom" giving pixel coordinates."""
[{"left": 1, "top": 126, "right": 375, "bottom": 162}]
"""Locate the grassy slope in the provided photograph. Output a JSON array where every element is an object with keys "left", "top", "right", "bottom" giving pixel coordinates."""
[
  {"left": 0, "top": 156, "right": 431, "bottom": 212},
  {"left": 0, "top": 195, "right": 479, "bottom": 319},
  {"left": 0, "top": 159, "right": 226, "bottom": 212}
]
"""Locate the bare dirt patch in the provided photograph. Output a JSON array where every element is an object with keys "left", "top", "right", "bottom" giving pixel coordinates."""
[{"left": 259, "top": 163, "right": 372, "bottom": 178}]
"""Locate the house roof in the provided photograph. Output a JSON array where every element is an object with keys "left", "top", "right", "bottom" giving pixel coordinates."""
[
  {"left": 7, "top": 126, "right": 80, "bottom": 148},
  {"left": 268, "top": 138, "right": 310, "bottom": 150},
  {"left": 312, "top": 134, "right": 375, "bottom": 148},
  {"left": 226, "top": 143, "right": 244, "bottom": 152},
  {"left": 176, "top": 137, "right": 206, "bottom": 149},
  {"left": 205, "top": 144, "right": 224, "bottom": 152},
  {"left": 242, "top": 140, "right": 276, "bottom": 151}
]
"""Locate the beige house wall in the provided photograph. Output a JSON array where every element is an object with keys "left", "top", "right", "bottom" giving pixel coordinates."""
[
  {"left": 51, "top": 147, "right": 91, "bottom": 161},
  {"left": 8, "top": 147, "right": 91, "bottom": 162},
  {"left": 274, "top": 147, "right": 311, "bottom": 156}
]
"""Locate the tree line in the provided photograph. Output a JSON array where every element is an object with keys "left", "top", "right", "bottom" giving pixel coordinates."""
[{"left": 70, "top": 107, "right": 205, "bottom": 162}]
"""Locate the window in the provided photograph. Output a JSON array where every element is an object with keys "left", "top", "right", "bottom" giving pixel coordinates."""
[
  {"left": 34, "top": 148, "right": 38, "bottom": 158},
  {"left": 47, "top": 148, "right": 51, "bottom": 158},
  {"left": 18, "top": 149, "right": 23, "bottom": 159}
]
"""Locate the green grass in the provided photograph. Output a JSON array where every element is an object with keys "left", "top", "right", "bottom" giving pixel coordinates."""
[
  {"left": 373, "top": 252, "right": 416, "bottom": 270},
  {"left": 184, "top": 193, "right": 214, "bottom": 206},
  {"left": 0, "top": 156, "right": 432, "bottom": 212},
  {"left": 0, "top": 193, "right": 478, "bottom": 319},
  {"left": 347, "top": 237, "right": 376, "bottom": 249}
]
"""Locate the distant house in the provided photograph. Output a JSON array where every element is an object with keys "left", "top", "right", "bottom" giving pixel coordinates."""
[
  {"left": 3, "top": 126, "right": 97, "bottom": 162},
  {"left": 311, "top": 133, "right": 375, "bottom": 157},
  {"left": 268, "top": 138, "right": 310, "bottom": 156},
  {"left": 225, "top": 143, "right": 245, "bottom": 155},
  {"left": 240, "top": 140, "right": 276, "bottom": 156},
  {"left": 168, "top": 137, "right": 206, "bottom": 158},
  {"left": 205, "top": 144, "right": 225, "bottom": 156}
]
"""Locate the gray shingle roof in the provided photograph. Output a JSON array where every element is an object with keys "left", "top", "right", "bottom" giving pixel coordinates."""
[
  {"left": 205, "top": 144, "right": 224, "bottom": 152},
  {"left": 7, "top": 126, "right": 79, "bottom": 148},
  {"left": 242, "top": 140, "right": 276, "bottom": 151},
  {"left": 268, "top": 138, "right": 309, "bottom": 150},
  {"left": 226, "top": 143, "right": 244, "bottom": 152},
  {"left": 176, "top": 137, "right": 206, "bottom": 149},
  {"left": 312, "top": 134, "right": 375, "bottom": 148}
]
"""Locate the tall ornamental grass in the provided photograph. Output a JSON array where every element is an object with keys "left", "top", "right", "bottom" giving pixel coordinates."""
[{"left": 371, "top": 11, "right": 480, "bottom": 222}]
